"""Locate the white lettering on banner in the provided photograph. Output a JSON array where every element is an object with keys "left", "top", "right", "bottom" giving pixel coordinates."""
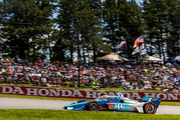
[
  {"left": 61, "top": 90, "right": 72, "bottom": 97},
  {"left": 85, "top": 91, "right": 97, "bottom": 98},
  {"left": 167, "top": 93, "right": 178, "bottom": 100},
  {"left": 38, "top": 89, "right": 49, "bottom": 96},
  {"left": 156, "top": 93, "right": 167, "bottom": 100},
  {"left": 1, "top": 85, "right": 180, "bottom": 101},
  {"left": 144, "top": 93, "right": 156, "bottom": 98},
  {"left": 1, "top": 86, "right": 13, "bottom": 94},
  {"left": 97, "top": 91, "right": 108, "bottom": 97},
  {"left": 26, "top": 88, "right": 38, "bottom": 96},
  {"left": 122, "top": 93, "right": 131, "bottom": 98},
  {"left": 49, "top": 89, "right": 60, "bottom": 97},
  {"left": 131, "top": 93, "right": 142, "bottom": 99},
  {"left": 12, "top": 87, "right": 24, "bottom": 94},
  {"left": 72, "top": 90, "right": 84, "bottom": 97}
]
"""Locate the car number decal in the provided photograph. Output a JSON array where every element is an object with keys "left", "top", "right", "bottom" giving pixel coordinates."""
[{"left": 115, "top": 103, "right": 125, "bottom": 110}]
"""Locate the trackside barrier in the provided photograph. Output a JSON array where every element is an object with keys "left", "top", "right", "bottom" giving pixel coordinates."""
[{"left": 0, "top": 85, "right": 180, "bottom": 102}]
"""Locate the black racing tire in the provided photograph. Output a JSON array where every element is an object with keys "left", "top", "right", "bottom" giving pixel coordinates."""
[
  {"left": 143, "top": 102, "right": 157, "bottom": 114},
  {"left": 86, "top": 101, "right": 99, "bottom": 111},
  {"left": 77, "top": 99, "right": 87, "bottom": 103}
]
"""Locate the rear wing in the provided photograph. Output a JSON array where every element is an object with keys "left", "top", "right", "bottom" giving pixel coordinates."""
[{"left": 142, "top": 97, "right": 162, "bottom": 108}]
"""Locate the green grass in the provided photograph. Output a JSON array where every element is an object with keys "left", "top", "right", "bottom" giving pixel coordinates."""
[{"left": 0, "top": 109, "right": 179, "bottom": 120}]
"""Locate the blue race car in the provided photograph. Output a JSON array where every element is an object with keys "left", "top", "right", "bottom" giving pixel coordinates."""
[{"left": 62, "top": 92, "right": 162, "bottom": 114}]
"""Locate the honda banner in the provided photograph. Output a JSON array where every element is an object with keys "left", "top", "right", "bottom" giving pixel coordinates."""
[{"left": 0, "top": 85, "right": 180, "bottom": 102}]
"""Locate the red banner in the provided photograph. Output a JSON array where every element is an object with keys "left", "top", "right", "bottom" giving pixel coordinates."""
[{"left": 0, "top": 85, "right": 180, "bottom": 102}]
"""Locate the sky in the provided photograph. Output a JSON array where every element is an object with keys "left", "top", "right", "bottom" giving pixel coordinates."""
[
  {"left": 126, "top": 0, "right": 143, "bottom": 4},
  {"left": 135, "top": 0, "right": 143, "bottom": 4}
]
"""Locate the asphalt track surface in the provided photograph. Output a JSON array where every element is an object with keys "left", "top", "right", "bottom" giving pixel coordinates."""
[{"left": 0, "top": 97, "right": 180, "bottom": 115}]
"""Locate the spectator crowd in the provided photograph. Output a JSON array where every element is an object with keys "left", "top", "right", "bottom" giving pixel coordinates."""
[{"left": 0, "top": 58, "right": 180, "bottom": 93}]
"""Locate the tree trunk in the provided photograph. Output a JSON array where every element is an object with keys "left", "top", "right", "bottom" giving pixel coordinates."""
[
  {"left": 70, "top": 48, "right": 73, "bottom": 64},
  {"left": 93, "top": 46, "right": 96, "bottom": 63},
  {"left": 27, "top": 40, "right": 30, "bottom": 62},
  {"left": 77, "top": 30, "right": 81, "bottom": 87},
  {"left": 83, "top": 43, "right": 86, "bottom": 63},
  {"left": 49, "top": 44, "right": 52, "bottom": 61},
  {"left": 10, "top": 37, "right": 14, "bottom": 58},
  {"left": 33, "top": 46, "right": 35, "bottom": 65}
]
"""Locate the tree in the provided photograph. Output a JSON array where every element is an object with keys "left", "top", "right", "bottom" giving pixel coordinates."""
[
  {"left": 142, "top": 0, "right": 179, "bottom": 60},
  {"left": 103, "top": 0, "right": 144, "bottom": 58},
  {"left": 0, "top": 0, "right": 57, "bottom": 61},
  {"left": 58, "top": 0, "right": 106, "bottom": 63},
  {"left": 118, "top": 0, "right": 145, "bottom": 58},
  {"left": 166, "top": 0, "right": 180, "bottom": 57},
  {"left": 103, "top": 0, "right": 120, "bottom": 52}
]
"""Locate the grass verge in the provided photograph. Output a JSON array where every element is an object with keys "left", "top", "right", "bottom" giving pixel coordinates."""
[{"left": 0, "top": 109, "right": 179, "bottom": 120}]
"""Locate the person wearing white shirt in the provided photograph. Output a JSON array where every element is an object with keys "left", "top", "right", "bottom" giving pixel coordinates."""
[
  {"left": 41, "top": 77, "right": 47, "bottom": 86},
  {"left": 28, "top": 72, "right": 34, "bottom": 77}
]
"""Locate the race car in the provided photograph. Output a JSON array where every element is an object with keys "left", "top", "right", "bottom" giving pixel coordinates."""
[{"left": 62, "top": 92, "right": 162, "bottom": 114}]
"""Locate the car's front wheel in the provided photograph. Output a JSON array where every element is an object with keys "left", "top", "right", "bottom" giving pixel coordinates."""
[
  {"left": 87, "top": 101, "right": 99, "bottom": 111},
  {"left": 143, "top": 102, "right": 157, "bottom": 114}
]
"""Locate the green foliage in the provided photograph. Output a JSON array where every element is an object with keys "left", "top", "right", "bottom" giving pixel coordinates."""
[
  {"left": 142, "top": 0, "right": 180, "bottom": 59},
  {"left": 57, "top": 0, "right": 104, "bottom": 63},
  {"left": 102, "top": 0, "right": 144, "bottom": 57},
  {"left": 0, "top": 0, "right": 57, "bottom": 60},
  {"left": 0, "top": 0, "right": 180, "bottom": 61}
]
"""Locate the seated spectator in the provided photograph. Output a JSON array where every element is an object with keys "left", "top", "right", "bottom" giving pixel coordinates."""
[
  {"left": 41, "top": 76, "right": 47, "bottom": 86},
  {"left": 48, "top": 75, "right": 53, "bottom": 85},
  {"left": 143, "top": 81, "right": 152, "bottom": 90},
  {"left": 172, "top": 88, "right": 179, "bottom": 93},
  {"left": 1, "top": 67, "right": 5, "bottom": 73},
  {"left": 84, "top": 79, "right": 91, "bottom": 87},
  {"left": 22, "top": 75, "right": 30, "bottom": 84},
  {"left": 123, "top": 81, "right": 133, "bottom": 90},
  {"left": 17, "top": 74, "right": 23, "bottom": 84},
  {"left": 121, "top": 79, "right": 126, "bottom": 86},
  {"left": 132, "top": 82, "right": 137, "bottom": 90},
  {"left": 137, "top": 81, "right": 143, "bottom": 90},
  {"left": 12, "top": 74, "right": 19, "bottom": 85},
  {"left": 51, "top": 77, "right": 57, "bottom": 86},
  {"left": 32, "top": 75, "right": 40, "bottom": 86},
  {"left": 6, "top": 74, "right": 13, "bottom": 84},
  {"left": 62, "top": 78, "right": 68, "bottom": 87},
  {"left": 0, "top": 74, "right": 4, "bottom": 83},
  {"left": 151, "top": 80, "right": 158, "bottom": 89},
  {"left": 81, "top": 78, "right": 86, "bottom": 85}
]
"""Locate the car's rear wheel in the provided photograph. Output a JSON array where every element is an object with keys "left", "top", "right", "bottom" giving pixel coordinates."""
[
  {"left": 143, "top": 102, "right": 157, "bottom": 114},
  {"left": 87, "top": 101, "right": 99, "bottom": 111},
  {"left": 77, "top": 99, "right": 87, "bottom": 103}
]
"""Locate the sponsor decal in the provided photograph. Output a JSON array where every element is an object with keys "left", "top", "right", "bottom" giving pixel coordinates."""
[
  {"left": 0, "top": 85, "right": 180, "bottom": 102},
  {"left": 115, "top": 103, "right": 125, "bottom": 110}
]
